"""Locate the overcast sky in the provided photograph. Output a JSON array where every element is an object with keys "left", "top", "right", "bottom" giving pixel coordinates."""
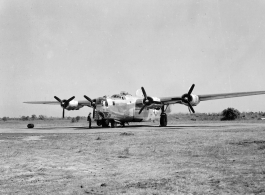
[{"left": 1, "top": 0, "right": 265, "bottom": 117}]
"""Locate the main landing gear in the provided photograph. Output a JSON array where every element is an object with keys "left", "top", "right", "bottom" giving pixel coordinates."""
[
  {"left": 160, "top": 113, "right": 167, "bottom": 127},
  {"left": 160, "top": 105, "right": 168, "bottom": 127},
  {"left": 111, "top": 120, "right": 118, "bottom": 128},
  {"left": 111, "top": 121, "right": 126, "bottom": 128},
  {"left": 97, "top": 119, "right": 125, "bottom": 128},
  {"left": 102, "top": 119, "right": 110, "bottom": 127},
  {"left": 97, "top": 119, "right": 110, "bottom": 127}
]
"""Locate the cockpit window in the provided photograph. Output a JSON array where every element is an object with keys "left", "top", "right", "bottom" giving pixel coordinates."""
[
  {"left": 111, "top": 92, "right": 131, "bottom": 99},
  {"left": 120, "top": 91, "right": 132, "bottom": 96},
  {"left": 111, "top": 94, "right": 121, "bottom": 99}
]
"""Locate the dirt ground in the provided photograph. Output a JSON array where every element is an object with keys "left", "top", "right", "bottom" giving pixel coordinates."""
[{"left": 1, "top": 120, "right": 265, "bottom": 194}]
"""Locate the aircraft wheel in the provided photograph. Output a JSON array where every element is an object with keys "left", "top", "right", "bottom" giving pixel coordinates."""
[
  {"left": 160, "top": 113, "right": 167, "bottom": 127},
  {"left": 111, "top": 120, "right": 117, "bottom": 128},
  {"left": 102, "top": 119, "right": 110, "bottom": 128},
  {"left": 96, "top": 120, "right": 102, "bottom": 126}
]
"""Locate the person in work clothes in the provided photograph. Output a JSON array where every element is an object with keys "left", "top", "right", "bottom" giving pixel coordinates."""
[{"left": 87, "top": 113, "right": 92, "bottom": 128}]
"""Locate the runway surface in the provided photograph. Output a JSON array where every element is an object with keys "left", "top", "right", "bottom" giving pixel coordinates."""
[
  {"left": 1, "top": 121, "right": 265, "bottom": 194},
  {"left": 0, "top": 122, "right": 263, "bottom": 134}
]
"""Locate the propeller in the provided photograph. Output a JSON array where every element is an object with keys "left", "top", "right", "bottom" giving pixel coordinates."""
[
  {"left": 138, "top": 87, "right": 161, "bottom": 114},
  {"left": 84, "top": 95, "right": 96, "bottom": 118},
  {"left": 181, "top": 84, "right": 195, "bottom": 113},
  {"left": 54, "top": 96, "right": 75, "bottom": 118}
]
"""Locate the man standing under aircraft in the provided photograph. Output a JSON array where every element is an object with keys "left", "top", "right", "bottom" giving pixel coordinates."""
[{"left": 87, "top": 113, "right": 92, "bottom": 128}]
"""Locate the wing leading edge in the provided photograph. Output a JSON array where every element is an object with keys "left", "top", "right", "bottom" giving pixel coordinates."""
[
  {"left": 160, "top": 90, "right": 265, "bottom": 105},
  {"left": 198, "top": 91, "right": 265, "bottom": 101},
  {"left": 24, "top": 101, "right": 60, "bottom": 105},
  {"left": 24, "top": 100, "right": 92, "bottom": 107}
]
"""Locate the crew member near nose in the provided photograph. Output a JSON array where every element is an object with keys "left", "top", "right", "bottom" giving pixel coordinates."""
[{"left": 87, "top": 113, "right": 92, "bottom": 128}]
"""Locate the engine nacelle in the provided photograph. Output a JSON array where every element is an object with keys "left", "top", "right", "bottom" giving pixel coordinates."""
[
  {"left": 182, "top": 94, "right": 200, "bottom": 106},
  {"left": 190, "top": 94, "right": 200, "bottom": 106},
  {"left": 146, "top": 97, "right": 163, "bottom": 109},
  {"left": 65, "top": 100, "right": 81, "bottom": 110}
]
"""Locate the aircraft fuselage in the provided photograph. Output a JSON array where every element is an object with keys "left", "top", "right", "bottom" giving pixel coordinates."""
[{"left": 94, "top": 95, "right": 161, "bottom": 123}]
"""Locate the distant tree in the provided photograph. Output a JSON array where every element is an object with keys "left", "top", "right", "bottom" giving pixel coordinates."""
[
  {"left": 221, "top": 107, "right": 240, "bottom": 121},
  {"left": 31, "top": 114, "right": 37, "bottom": 120},
  {"left": 76, "top": 116, "right": 80, "bottom": 122},
  {"left": 39, "top": 115, "right": 46, "bottom": 120},
  {"left": 21, "top": 116, "right": 29, "bottom": 121},
  {"left": 71, "top": 118, "right": 77, "bottom": 123},
  {"left": 2, "top": 117, "right": 8, "bottom": 122}
]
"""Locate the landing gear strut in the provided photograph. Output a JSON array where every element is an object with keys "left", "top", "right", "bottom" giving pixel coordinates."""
[{"left": 160, "top": 105, "right": 168, "bottom": 127}]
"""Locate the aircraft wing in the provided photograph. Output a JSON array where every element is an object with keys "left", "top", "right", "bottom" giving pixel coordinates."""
[
  {"left": 198, "top": 91, "right": 265, "bottom": 101},
  {"left": 24, "top": 100, "right": 92, "bottom": 107},
  {"left": 159, "top": 97, "right": 182, "bottom": 105},
  {"left": 24, "top": 101, "right": 60, "bottom": 105},
  {"left": 159, "top": 90, "right": 265, "bottom": 105}
]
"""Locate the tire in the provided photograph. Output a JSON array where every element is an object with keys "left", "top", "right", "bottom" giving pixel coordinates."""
[
  {"left": 160, "top": 114, "right": 167, "bottom": 127},
  {"left": 27, "top": 124, "right": 34, "bottom": 128},
  {"left": 96, "top": 120, "right": 102, "bottom": 126},
  {"left": 102, "top": 119, "right": 109, "bottom": 128},
  {"left": 111, "top": 120, "right": 117, "bottom": 128}
]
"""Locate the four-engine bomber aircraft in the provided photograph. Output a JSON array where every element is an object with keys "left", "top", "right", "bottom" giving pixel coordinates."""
[{"left": 24, "top": 84, "right": 265, "bottom": 127}]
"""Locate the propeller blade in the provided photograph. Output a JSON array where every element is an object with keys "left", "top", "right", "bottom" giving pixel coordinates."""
[
  {"left": 55, "top": 96, "right": 74, "bottom": 107},
  {"left": 188, "top": 84, "right": 195, "bottom": 95},
  {"left": 92, "top": 108, "right": 95, "bottom": 119},
  {"left": 54, "top": 96, "right": 74, "bottom": 118},
  {"left": 188, "top": 106, "right": 191, "bottom": 114},
  {"left": 66, "top": 96, "right": 75, "bottom": 103},
  {"left": 141, "top": 87, "right": 147, "bottom": 99},
  {"left": 84, "top": 95, "right": 92, "bottom": 103},
  {"left": 187, "top": 102, "right": 195, "bottom": 113},
  {"left": 139, "top": 105, "right": 146, "bottom": 114},
  {"left": 54, "top": 96, "right": 62, "bottom": 103},
  {"left": 84, "top": 95, "right": 96, "bottom": 108}
]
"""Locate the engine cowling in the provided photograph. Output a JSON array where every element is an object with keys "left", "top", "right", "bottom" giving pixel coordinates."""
[
  {"left": 146, "top": 97, "right": 163, "bottom": 109},
  {"left": 65, "top": 100, "right": 81, "bottom": 110},
  {"left": 190, "top": 94, "right": 200, "bottom": 106},
  {"left": 182, "top": 94, "right": 200, "bottom": 106}
]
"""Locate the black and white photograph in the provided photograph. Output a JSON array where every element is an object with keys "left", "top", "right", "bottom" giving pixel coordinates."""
[{"left": 1, "top": 0, "right": 265, "bottom": 194}]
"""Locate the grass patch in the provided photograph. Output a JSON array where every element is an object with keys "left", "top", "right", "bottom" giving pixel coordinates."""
[{"left": 1, "top": 121, "right": 265, "bottom": 194}]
